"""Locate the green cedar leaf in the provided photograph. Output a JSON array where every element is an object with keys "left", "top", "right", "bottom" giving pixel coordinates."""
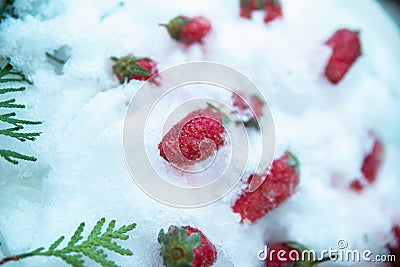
[
  {"left": 49, "top": 236, "right": 65, "bottom": 251},
  {"left": 0, "top": 87, "right": 25, "bottom": 94},
  {"left": 0, "top": 149, "right": 37, "bottom": 164},
  {"left": 88, "top": 218, "right": 106, "bottom": 239},
  {"left": 68, "top": 223, "right": 85, "bottom": 247},
  {"left": 0, "top": 63, "right": 41, "bottom": 164}
]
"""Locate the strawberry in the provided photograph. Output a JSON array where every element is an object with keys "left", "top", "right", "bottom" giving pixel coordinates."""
[
  {"left": 349, "top": 135, "right": 384, "bottom": 192},
  {"left": 240, "top": 0, "right": 265, "bottom": 18},
  {"left": 160, "top": 15, "right": 211, "bottom": 45},
  {"left": 361, "top": 136, "right": 384, "bottom": 183},
  {"left": 324, "top": 29, "right": 361, "bottom": 84},
  {"left": 232, "top": 151, "right": 299, "bottom": 222},
  {"left": 387, "top": 224, "right": 400, "bottom": 267},
  {"left": 240, "top": 0, "right": 282, "bottom": 23},
  {"left": 266, "top": 242, "right": 332, "bottom": 267},
  {"left": 264, "top": 0, "right": 282, "bottom": 23},
  {"left": 158, "top": 225, "right": 217, "bottom": 267},
  {"left": 348, "top": 179, "right": 364, "bottom": 192},
  {"left": 158, "top": 107, "right": 226, "bottom": 166},
  {"left": 232, "top": 93, "right": 265, "bottom": 129},
  {"left": 111, "top": 55, "right": 158, "bottom": 84}
]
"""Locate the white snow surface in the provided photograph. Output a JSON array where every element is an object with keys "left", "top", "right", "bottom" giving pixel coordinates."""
[{"left": 0, "top": 0, "right": 400, "bottom": 266}]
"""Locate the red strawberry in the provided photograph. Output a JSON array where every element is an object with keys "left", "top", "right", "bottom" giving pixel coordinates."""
[
  {"left": 161, "top": 15, "right": 211, "bottom": 45},
  {"left": 111, "top": 55, "right": 158, "bottom": 84},
  {"left": 158, "top": 225, "right": 217, "bottom": 267},
  {"left": 324, "top": 29, "right": 361, "bottom": 84},
  {"left": 361, "top": 136, "right": 384, "bottom": 183},
  {"left": 158, "top": 107, "right": 226, "bottom": 166},
  {"left": 266, "top": 242, "right": 332, "bottom": 267},
  {"left": 240, "top": 0, "right": 265, "bottom": 18},
  {"left": 232, "top": 151, "right": 299, "bottom": 222},
  {"left": 348, "top": 179, "right": 364, "bottom": 192},
  {"left": 387, "top": 224, "right": 400, "bottom": 267},
  {"left": 349, "top": 135, "right": 384, "bottom": 192},
  {"left": 264, "top": 0, "right": 282, "bottom": 23},
  {"left": 232, "top": 93, "right": 265, "bottom": 129}
]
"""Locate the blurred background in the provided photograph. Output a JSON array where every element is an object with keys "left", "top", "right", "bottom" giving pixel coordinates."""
[{"left": 378, "top": 0, "right": 400, "bottom": 27}]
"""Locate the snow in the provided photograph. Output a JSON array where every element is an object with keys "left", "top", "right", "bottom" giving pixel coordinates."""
[{"left": 0, "top": 0, "right": 400, "bottom": 266}]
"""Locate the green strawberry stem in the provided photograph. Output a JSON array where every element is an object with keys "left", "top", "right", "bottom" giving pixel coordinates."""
[
  {"left": 255, "top": 0, "right": 265, "bottom": 8},
  {"left": 270, "top": 0, "right": 281, "bottom": 7},
  {"left": 243, "top": 118, "right": 260, "bottom": 130},
  {"left": 286, "top": 150, "right": 300, "bottom": 173},
  {"left": 282, "top": 241, "right": 335, "bottom": 266},
  {"left": 130, "top": 67, "right": 151, "bottom": 76},
  {"left": 241, "top": 0, "right": 250, "bottom": 9},
  {"left": 158, "top": 226, "right": 201, "bottom": 266},
  {"left": 206, "top": 102, "right": 231, "bottom": 124},
  {"left": 207, "top": 102, "right": 223, "bottom": 114},
  {"left": 111, "top": 55, "right": 152, "bottom": 84},
  {"left": 162, "top": 16, "right": 192, "bottom": 41}
]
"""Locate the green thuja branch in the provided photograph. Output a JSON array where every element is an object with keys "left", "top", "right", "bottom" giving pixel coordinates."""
[
  {"left": 0, "top": 150, "right": 37, "bottom": 164},
  {"left": 0, "top": 218, "right": 137, "bottom": 267},
  {"left": 0, "top": 63, "right": 42, "bottom": 164},
  {"left": 0, "top": 0, "right": 15, "bottom": 21}
]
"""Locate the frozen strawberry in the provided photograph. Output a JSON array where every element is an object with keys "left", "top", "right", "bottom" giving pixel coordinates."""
[
  {"left": 158, "top": 107, "right": 226, "bottom": 166},
  {"left": 324, "top": 29, "right": 361, "bottom": 84},
  {"left": 158, "top": 225, "right": 217, "bottom": 267},
  {"left": 161, "top": 15, "right": 211, "bottom": 45},
  {"left": 264, "top": 0, "right": 282, "bottom": 23},
  {"left": 267, "top": 242, "right": 332, "bottom": 266},
  {"left": 232, "top": 93, "right": 265, "bottom": 129},
  {"left": 361, "top": 136, "right": 384, "bottom": 183},
  {"left": 349, "top": 179, "right": 365, "bottom": 192},
  {"left": 387, "top": 224, "right": 400, "bottom": 267},
  {"left": 240, "top": 0, "right": 265, "bottom": 19},
  {"left": 111, "top": 55, "right": 158, "bottom": 84},
  {"left": 349, "top": 135, "right": 384, "bottom": 192},
  {"left": 232, "top": 151, "right": 299, "bottom": 222}
]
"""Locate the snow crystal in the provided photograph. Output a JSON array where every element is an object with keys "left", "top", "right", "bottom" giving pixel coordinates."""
[{"left": 0, "top": 0, "right": 399, "bottom": 266}]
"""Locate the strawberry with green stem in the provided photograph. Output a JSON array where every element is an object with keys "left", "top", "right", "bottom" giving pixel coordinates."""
[
  {"left": 158, "top": 225, "right": 217, "bottom": 267},
  {"left": 232, "top": 151, "right": 300, "bottom": 222},
  {"left": 160, "top": 15, "right": 211, "bottom": 45},
  {"left": 240, "top": 0, "right": 265, "bottom": 18},
  {"left": 111, "top": 54, "right": 158, "bottom": 84},
  {"left": 240, "top": 0, "right": 282, "bottom": 23}
]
